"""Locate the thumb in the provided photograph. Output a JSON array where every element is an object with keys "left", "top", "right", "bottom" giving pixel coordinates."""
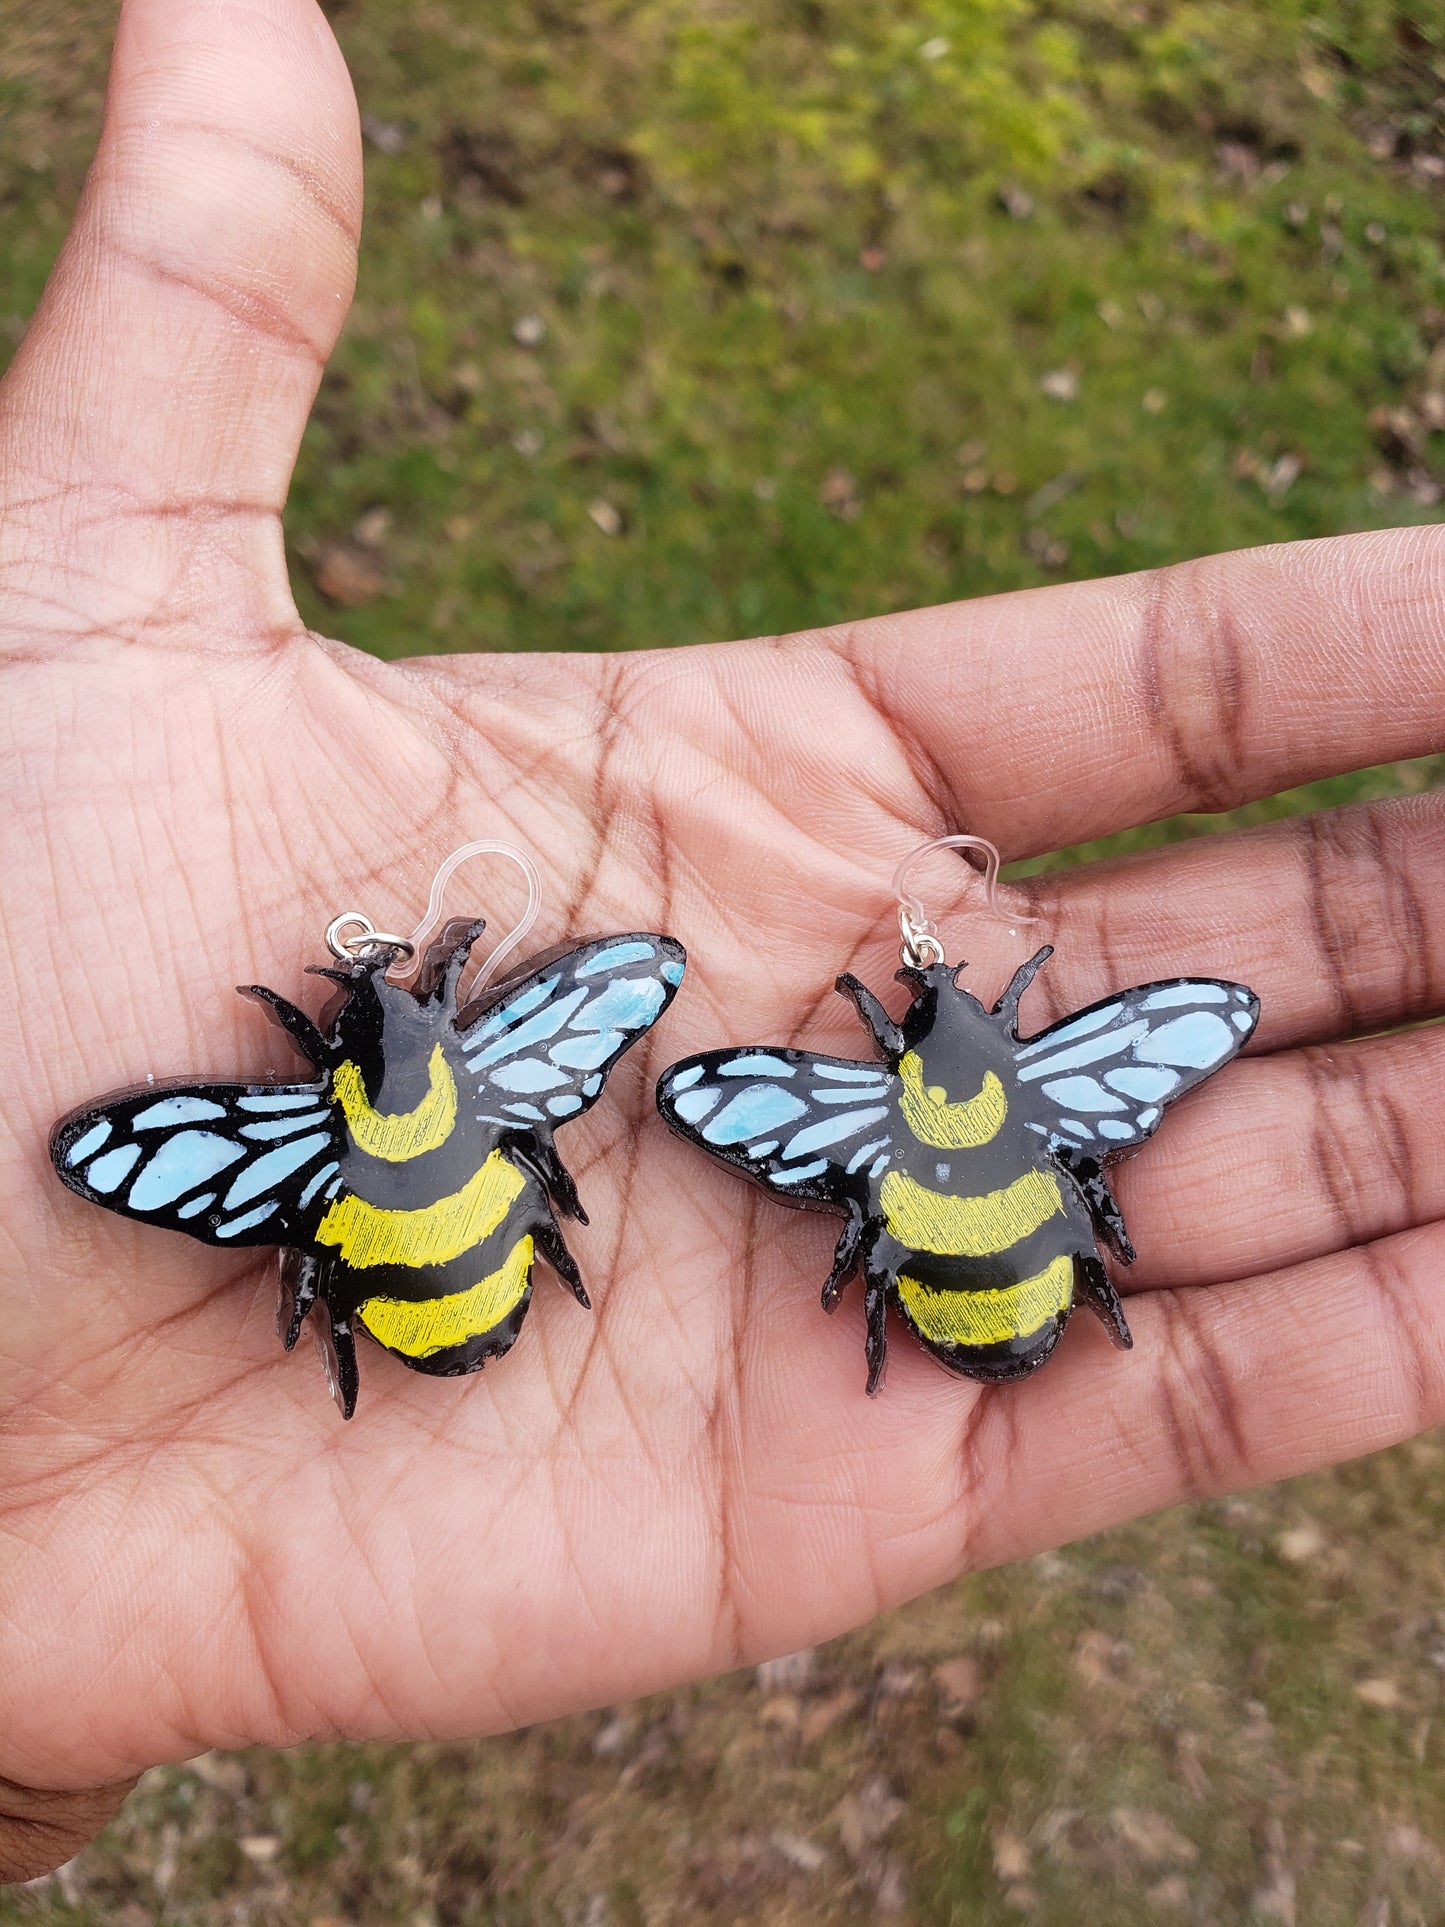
[{"left": 0, "top": 0, "right": 361, "bottom": 630}]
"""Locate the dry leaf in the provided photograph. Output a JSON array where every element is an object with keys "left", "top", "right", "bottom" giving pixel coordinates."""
[
  {"left": 758, "top": 1694, "right": 802, "bottom": 1733},
  {"left": 992, "top": 1828, "right": 1032, "bottom": 1882},
  {"left": 801, "top": 1688, "right": 860, "bottom": 1746},
  {"left": 1276, "top": 1522, "right": 1325, "bottom": 1563},
  {"left": 932, "top": 1656, "right": 981, "bottom": 1717},
  {"left": 1110, "top": 1808, "right": 1199, "bottom": 1866},
  {"left": 871, "top": 1856, "right": 910, "bottom": 1913},
  {"left": 1145, "top": 1875, "right": 1191, "bottom": 1908},
  {"left": 308, "top": 541, "right": 386, "bottom": 608},
  {"left": 770, "top": 1830, "right": 827, "bottom": 1875},
  {"left": 1355, "top": 1678, "right": 1402, "bottom": 1711},
  {"left": 820, "top": 468, "right": 861, "bottom": 518},
  {"left": 187, "top": 1751, "right": 249, "bottom": 1798},
  {"left": 360, "top": 115, "right": 407, "bottom": 155},
  {"left": 352, "top": 505, "right": 392, "bottom": 549},
  {"left": 1073, "top": 1629, "right": 1117, "bottom": 1686},
  {"left": 876, "top": 1661, "right": 921, "bottom": 1700},
  {"left": 592, "top": 1711, "right": 634, "bottom": 1757},
  {"left": 836, "top": 1778, "right": 905, "bottom": 1864},
  {"left": 1174, "top": 1731, "right": 1209, "bottom": 1800}
]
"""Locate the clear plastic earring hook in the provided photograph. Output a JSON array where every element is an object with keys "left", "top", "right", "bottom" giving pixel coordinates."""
[
  {"left": 395, "top": 839, "right": 542, "bottom": 994},
  {"left": 326, "top": 843, "right": 542, "bottom": 990},
  {"left": 891, "top": 832, "right": 1036, "bottom": 968}
]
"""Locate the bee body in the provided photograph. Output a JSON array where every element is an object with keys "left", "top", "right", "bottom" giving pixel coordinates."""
[
  {"left": 53, "top": 921, "right": 686, "bottom": 1416},
  {"left": 302, "top": 1017, "right": 547, "bottom": 1375},
  {"left": 864, "top": 1023, "right": 1091, "bottom": 1379},
  {"left": 658, "top": 947, "right": 1259, "bottom": 1393}
]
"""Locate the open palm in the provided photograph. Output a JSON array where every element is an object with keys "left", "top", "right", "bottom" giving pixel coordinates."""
[{"left": 6, "top": 0, "right": 1445, "bottom": 1881}]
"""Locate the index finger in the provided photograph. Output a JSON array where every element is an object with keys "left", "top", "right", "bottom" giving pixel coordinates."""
[{"left": 830, "top": 524, "right": 1445, "bottom": 857}]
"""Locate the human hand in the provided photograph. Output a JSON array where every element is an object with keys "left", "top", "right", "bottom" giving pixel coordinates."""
[{"left": 6, "top": 0, "right": 1445, "bottom": 1881}]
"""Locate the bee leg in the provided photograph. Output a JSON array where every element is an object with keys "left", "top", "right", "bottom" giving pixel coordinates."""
[
  {"left": 854, "top": 1225, "right": 893, "bottom": 1393},
  {"left": 236, "top": 983, "right": 330, "bottom": 1070},
  {"left": 991, "top": 944, "right": 1055, "bottom": 1035},
  {"left": 512, "top": 1137, "right": 588, "bottom": 1226},
  {"left": 276, "top": 1249, "right": 322, "bottom": 1352},
  {"left": 822, "top": 1204, "right": 865, "bottom": 1312},
  {"left": 835, "top": 973, "right": 905, "bottom": 1058},
  {"left": 1076, "top": 1253, "right": 1133, "bottom": 1351},
  {"left": 862, "top": 1271, "right": 891, "bottom": 1396},
  {"left": 533, "top": 1211, "right": 591, "bottom": 1311},
  {"left": 1055, "top": 1150, "right": 1137, "bottom": 1264},
  {"left": 312, "top": 1294, "right": 361, "bottom": 1420}
]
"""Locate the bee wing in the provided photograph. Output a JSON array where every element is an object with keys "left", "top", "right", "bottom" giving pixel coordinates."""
[
  {"left": 1014, "top": 978, "right": 1260, "bottom": 1153},
  {"left": 657, "top": 1048, "right": 898, "bottom": 1207},
  {"left": 457, "top": 934, "right": 686, "bottom": 1129},
  {"left": 51, "top": 1079, "right": 343, "bottom": 1246}
]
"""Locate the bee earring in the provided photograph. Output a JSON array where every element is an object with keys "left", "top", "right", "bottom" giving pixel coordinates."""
[
  {"left": 657, "top": 833, "right": 1258, "bottom": 1395},
  {"left": 51, "top": 841, "right": 686, "bottom": 1418}
]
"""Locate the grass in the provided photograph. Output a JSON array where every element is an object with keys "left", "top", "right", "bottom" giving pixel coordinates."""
[
  {"left": 4, "top": 0, "right": 1445, "bottom": 1921},
  {"left": 309, "top": 0, "right": 1445, "bottom": 657}
]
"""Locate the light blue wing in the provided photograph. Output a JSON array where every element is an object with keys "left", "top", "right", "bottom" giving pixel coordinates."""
[
  {"left": 1015, "top": 978, "right": 1260, "bottom": 1153},
  {"left": 657, "top": 1048, "right": 898, "bottom": 1206},
  {"left": 459, "top": 933, "right": 686, "bottom": 1130},
  {"left": 51, "top": 1079, "right": 343, "bottom": 1246}
]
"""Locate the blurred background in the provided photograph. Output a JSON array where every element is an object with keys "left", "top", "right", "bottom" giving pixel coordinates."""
[{"left": 4, "top": 1, "right": 1445, "bottom": 1921}]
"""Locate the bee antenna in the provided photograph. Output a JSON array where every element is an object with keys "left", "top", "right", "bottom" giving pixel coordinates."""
[
  {"left": 414, "top": 917, "right": 487, "bottom": 1007},
  {"left": 992, "top": 945, "right": 1054, "bottom": 1032}
]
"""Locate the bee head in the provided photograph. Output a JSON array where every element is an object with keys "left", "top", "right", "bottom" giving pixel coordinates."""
[
  {"left": 896, "top": 958, "right": 998, "bottom": 1056},
  {"left": 307, "top": 949, "right": 444, "bottom": 1107}
]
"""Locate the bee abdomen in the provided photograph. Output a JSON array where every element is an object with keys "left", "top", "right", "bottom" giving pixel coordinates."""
[
  {"left": 895, "top": 1252, "right": 1073, "bottom": 1349},
  {"left": 879, "top": 1165, "right": 1063, "bottom": 1258},
  {"left": 355, "top": 1233, "right": 535, "bottom": 1359},
  {"left": 314, "top": 1148, "right": 525, "bottom": 1268}
]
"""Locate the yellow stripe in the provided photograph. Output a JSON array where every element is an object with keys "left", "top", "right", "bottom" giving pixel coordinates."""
[
  {"left": 897, "top": 1253, "right": 1073, "bottom": 1347},
  {"left": 880, "top": 1164, "right": 1063, "bottom": 1257},
  {"left": 315, "top": 1150, "right": 526, "bottom": 1269},
  {"left": 358, "top": 1235, "right": 535, "bottom": 1357},
  {"left": 897, "top": 1053, "right": 1006, "bottom": 1150},
  {"left": 332, "top": 1044, "right": 457, "bottom": 1162}
]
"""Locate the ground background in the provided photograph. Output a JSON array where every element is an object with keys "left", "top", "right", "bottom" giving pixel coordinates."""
[{"left": 4, "top": 1, "right": 1445, "bottom": 1920}]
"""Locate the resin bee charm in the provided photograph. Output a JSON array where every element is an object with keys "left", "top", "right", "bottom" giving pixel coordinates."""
[
  {"left": 53, "top": 916, "right": 685, "bottom": 1417},
  {"left": 658, "top": 935, "right": 1257, "bottom": 1393}
]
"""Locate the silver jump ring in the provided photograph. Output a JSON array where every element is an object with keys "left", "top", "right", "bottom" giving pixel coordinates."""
[
  {"left": 891, "top": 831, "right": 1036, "bottom": 967},
  {"left": 325, "top": 912, "right": 417, "bottom": 963},
  {"left": 898, "top": 904, "right": 946, "bottom": 970}
]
